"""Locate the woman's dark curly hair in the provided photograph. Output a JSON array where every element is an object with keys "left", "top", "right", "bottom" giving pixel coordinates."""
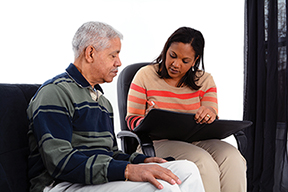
[{"left": 153, "top": 27, "right": 205, "bottom": 90}]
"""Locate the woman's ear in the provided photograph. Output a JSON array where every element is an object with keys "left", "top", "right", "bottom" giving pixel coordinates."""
[
  {"left": 85, "top": 46, "right": 95, "bottom": 63},
  {"left": 192, "top": 55, "right": 200, "bottom": 66}
]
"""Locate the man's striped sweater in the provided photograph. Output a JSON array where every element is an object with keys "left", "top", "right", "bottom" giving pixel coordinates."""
[
  {"left": 126, "top": 64, "right": 218, "bottom": 130},
  {"left": 27, "top": 63, "right": 146, "bottom": 192}
]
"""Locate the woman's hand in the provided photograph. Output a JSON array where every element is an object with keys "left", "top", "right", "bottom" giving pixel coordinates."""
[
  {"left": 144, "top": 157, "right": 168, "bottom": 163},
  {"left": 194, "top": 106, "right": 217, "bottom": 124},
  {"left": 145, "top": 101, "right": 158, "bottom": 115}
]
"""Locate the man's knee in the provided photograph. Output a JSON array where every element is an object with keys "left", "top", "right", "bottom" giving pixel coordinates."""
[
  {"left": 174, "top": 160, "right": 198, "bottom": 171},
  {"left": 158, "top": 180, "right": 181, "bottom": 192},
  {"left": 165, "top": 160, "right": 200, "bottom": 178}
]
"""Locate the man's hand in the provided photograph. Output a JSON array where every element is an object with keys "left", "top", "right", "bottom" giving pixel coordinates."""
[{"left": 125, "top": 163, "right": 182, "bottom": 190}]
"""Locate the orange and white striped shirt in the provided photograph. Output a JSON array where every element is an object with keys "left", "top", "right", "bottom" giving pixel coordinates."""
[{"left": 126, "top": 64, "right": 218, "bottom": 130}]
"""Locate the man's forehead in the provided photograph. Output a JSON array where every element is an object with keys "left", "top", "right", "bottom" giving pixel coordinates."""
[{"left": 107, "top": 38, "right": 121, "bottom": 53}]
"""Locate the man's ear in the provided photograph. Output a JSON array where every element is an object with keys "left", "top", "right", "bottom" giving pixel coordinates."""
[{"left": 85, "top": 46, "right": 95, "bottom": 63}]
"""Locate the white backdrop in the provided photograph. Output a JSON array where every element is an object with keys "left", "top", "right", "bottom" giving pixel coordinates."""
[{"left": 0, "top": 0, "right": 244, "bottom": 147}]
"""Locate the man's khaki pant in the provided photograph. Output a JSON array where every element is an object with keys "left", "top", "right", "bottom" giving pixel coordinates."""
[{"left": 44, "top": 160, "right": 205, "bottom": 192}]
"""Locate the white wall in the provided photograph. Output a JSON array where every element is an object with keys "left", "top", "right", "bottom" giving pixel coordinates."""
[{"left": 0, "top": 0, "right": 244, "bottom": 147}]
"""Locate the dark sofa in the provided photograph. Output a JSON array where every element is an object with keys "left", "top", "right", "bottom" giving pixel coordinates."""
[
  {"left": 0, "top": 84, "right": 40, "bottom": 192},
  {"left": 0, "top": 83, "right": 249, "bottom": 192}
]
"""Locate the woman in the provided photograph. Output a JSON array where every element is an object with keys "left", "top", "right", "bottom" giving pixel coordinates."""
[{"left": 126, "top": 27, "right": 246, "bottom": 192}]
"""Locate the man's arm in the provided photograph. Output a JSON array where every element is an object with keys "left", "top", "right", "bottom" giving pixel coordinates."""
[{"left": 27, "top": 85, "right": 130, "bottom": 184}]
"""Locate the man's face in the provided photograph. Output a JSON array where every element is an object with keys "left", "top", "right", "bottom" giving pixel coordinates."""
[{"left": 90, "top": 37, "right": 122, "bottom": 84}]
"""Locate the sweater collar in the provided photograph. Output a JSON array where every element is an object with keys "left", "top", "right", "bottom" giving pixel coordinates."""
[{"left": 66, "top": 63, "right": 104, "bottom": 94}]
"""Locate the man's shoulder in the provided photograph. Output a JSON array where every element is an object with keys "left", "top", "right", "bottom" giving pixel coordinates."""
[
  {"left": 42, "top": 72, "right": 72, "bottom": 87},
  {"left": 39, "top": 72, "right": 78, "bottom": 94},
  {"left": 32, "top": 72, "right": 77, "bottom": 102}
]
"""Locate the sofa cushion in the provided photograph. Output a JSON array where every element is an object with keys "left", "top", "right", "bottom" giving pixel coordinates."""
[
  {"left": 0, "top": 163, "right": 11, "bottom": 192},
  {"left": 0, "top": 84, "right": 40, "bottom": 192}
]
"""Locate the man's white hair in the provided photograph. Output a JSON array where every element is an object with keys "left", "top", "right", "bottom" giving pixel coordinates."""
[{"left": 72, "top": 21, "right": 123, "bottom": 59}]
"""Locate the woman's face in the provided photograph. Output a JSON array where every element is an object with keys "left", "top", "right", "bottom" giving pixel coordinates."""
[{"left": 165, "top": 42, "right": 197, "bottom": 84}]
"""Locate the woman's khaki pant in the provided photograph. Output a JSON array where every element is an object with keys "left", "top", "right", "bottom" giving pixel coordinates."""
[{"left": 138, "top": 139, "right": 247, "bottom": 192}]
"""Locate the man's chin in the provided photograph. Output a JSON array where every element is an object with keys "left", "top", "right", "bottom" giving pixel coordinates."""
[{"left": 104, "top": 78, "right": 114, "bottom": 83}]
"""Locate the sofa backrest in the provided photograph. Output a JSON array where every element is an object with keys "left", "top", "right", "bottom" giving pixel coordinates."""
[{"left": 0, "top": 84, "right": 40, "bottom": 192}]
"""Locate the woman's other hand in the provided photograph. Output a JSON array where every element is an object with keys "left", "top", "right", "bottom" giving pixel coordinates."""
[
  {"left": 144, "top": 157, "right": 168, "bottom": 164},
  {"left": 194, "top": 106, "right": 217, "bottom": 124},
  {"left": 145, "top": 101, "right": 158, "bottom": 115}
]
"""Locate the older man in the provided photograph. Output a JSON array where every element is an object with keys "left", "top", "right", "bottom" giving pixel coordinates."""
[{"left": 27, "top": 21, "right": 204, "bottom": 192}]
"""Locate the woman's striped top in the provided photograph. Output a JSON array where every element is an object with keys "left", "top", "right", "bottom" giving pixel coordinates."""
[{"left": 126, "top": 64, "right": 218, "bottom": 130}]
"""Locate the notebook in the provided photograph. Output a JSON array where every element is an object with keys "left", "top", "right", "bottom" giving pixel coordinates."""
[{"left": 133, "top": 109, "right": 252, "bottom": 142}]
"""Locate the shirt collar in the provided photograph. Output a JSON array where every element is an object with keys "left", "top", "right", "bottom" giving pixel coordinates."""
[{"left": 66, "top": 63, "right": 104, "bottom": 94}]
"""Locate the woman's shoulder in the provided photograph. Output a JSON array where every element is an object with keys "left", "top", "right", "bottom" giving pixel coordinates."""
[
  {"left": 196, "top": 70, "right": 213, "bottom": 79},
  {"left": 131, "top": 64, "right": 159, "bottom": 84},
  {"left": 196, "top": 70, "right": 215, "bottom": 87},
  {"left": 138, "top": 63, "right": 157, "bottom": 71},
  {"left": 136, "top": 63, "right": 159, "bottom": 76}
]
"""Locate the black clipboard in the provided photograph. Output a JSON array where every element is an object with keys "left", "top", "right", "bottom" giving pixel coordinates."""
[{"left": 133, "top": 109, "right": 252, "bottom": 142}]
